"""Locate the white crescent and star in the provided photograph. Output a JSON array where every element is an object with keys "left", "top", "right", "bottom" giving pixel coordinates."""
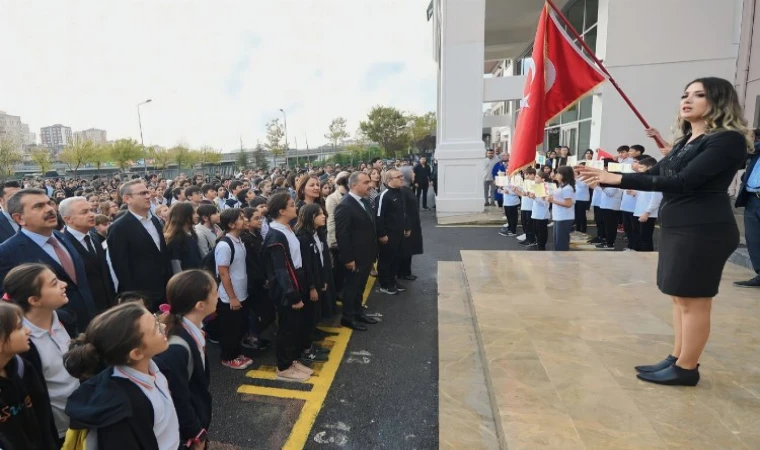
[{"left": 520, "top": 58, "right": 557, "bottom": 109}]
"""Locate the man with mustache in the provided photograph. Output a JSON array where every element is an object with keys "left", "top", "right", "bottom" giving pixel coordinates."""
[{"left": 0, "top": 188, "right": 97, "bottom": 333}]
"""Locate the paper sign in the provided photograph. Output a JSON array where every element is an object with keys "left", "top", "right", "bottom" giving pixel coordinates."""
[
  {"left": 536, "top": 154, "right": 546, "bottom": 165},
  {"left": 494, "top": 175, "right": 509, "bottom": 187},
  {"left": 608, "top": 163, "right": 634, "bottom": 173},
  {"left": 589, "top": 160, "right": 605, "bottom": 170},
  {"left": 545, "top": 183, "right": 557, "bottom": 196},
  {"left": 533, "top": 183, "right": 547, "bottom": 197},
  {"left": 567, "top": 155, "right": 577, "bottom": 167},
  {"left": 523, "top": 179, "right": 535, "bottom": 193}
]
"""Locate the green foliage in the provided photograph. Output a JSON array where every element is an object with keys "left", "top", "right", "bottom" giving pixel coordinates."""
[
  {"left": 170, "top": 145, "right": 194, "bottom": 173},
  {"left": 236, "top": 148, "right": 249, "bottom": 170},
  {"left": 60, "top": 140, "right": 96, "bottom": 176},
  {"left": 265, "top": 118, "right": 286, "bottom": 167},
  {"left": 88, "top": 144, "right": 110, "bottom": 174},
  {"left": 359, "top": 106, "right": 411, "bottom": 157},
  {"left": 325, "top": 117, "right": 350, "bottom": 150},
  {"left": 31, "top": 149, "right": 53, "bottom": 175},
  {"left": 408, "top": 111, "right": 437, "bottom": 153},
  {"left": 152, "top": 147, "right": 172, "bottom": 170},
  {"left": 196, "top": 147, "right": 222, "bottom": 168},
  {"left": 109, "top": 139, "right": 144, "bottom": 172},
  {"left": 253, "top": 144, "right": 269, "bottom": 171}
]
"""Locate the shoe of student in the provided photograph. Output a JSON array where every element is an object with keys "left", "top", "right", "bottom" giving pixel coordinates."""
[
  {"left": 293, "top": 361, "right": 314, "bottom": 375},
  {"left": 636, "top": 364, "right": 700, "bottom": 386},
  {"left": 207, "top": 337, "right": 220, "bottom": 345},
  {"left": 277, "top": 365, "right": 311, "bottom": 382},
  {"left": 547, "top": 221, "right": 554, "bottom": 228},
  {"left": 221, "top": 356, "right": 253, "bottom": 370},
  {"left": 516, "top": 234, "right": 527, "bottom": 241},
  {"left": 341, "top": 318, "right": 368, "bottom": 331},
  {"left": 506, "top": 231, "right": 517, "bottom": 236},
  {"left": 301, "top": 350, "right": 329, "bottom": 363},
  {"left": 356, "top": 314, "right": 379, "bottom": 325},
  {"left": 241, "top": 336, "right": 270, "bottom": 351},
  {"left": 311, "top": 344, "right": 330, "bottom": 355},
  {"left": 394, "top": 283, "right": 407, "bottom": 292},
  {"left": 498, "top": 228, "right": 510, "bottom": 237},
  {"left": 635, "top": 355, "right": 677, "bottom": 373},
  {"left": 734, "top": 275, "right": 760, "bottom": 288},
  {"left": 595, "top": 243, "right": 615, "bottom": 250},
  {"left": 379, "top": 287, "right": 398, "bottom": 295},
  {"left": 400, "top": 275, "right": 417, "bottom": 281},
  {"left": 501, "top": 215, "right": 507, "bottom": 220}
]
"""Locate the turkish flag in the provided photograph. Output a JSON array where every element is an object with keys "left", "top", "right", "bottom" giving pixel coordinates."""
[
  {"left": 508, "top": 4, "right": 607, "bottom": 175},
  {"left": 595, "top": 148, "right": 615, "bottom": 160}
]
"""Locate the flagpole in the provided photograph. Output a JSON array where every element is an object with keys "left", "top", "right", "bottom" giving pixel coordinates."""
[{"left": 544, "top": 0, "right": 667, "bottom": 149}]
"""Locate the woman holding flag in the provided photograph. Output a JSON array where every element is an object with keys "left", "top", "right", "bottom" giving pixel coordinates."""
[{"left": 577, "top": 77, "right": 752, "bottom": 387}]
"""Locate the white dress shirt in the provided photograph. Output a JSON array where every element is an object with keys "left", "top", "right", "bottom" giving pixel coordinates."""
[
  {"left": 130, "top": 210, "right": 161, "bottom": 250},
  {"left": 215, "top": 234, "right": 248, "bottom": 303},
  {"left": 269, "top": 221, "right": 303, "bottom": 269},
  {"left": 20, "top": 229, "right": 70, "bottom": 266}
]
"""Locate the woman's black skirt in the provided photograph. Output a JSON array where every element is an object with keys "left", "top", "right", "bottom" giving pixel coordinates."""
[{"left": 657, "top": 223, "right": 739, "bottom": 298}]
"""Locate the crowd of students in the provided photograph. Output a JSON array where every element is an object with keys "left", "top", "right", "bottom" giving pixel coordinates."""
[
  {"left": 0, "top": 158, "right": 425, "bottom": 449},
  {"left": 492, "top": 144, "right": 663, "bottom": 251}
]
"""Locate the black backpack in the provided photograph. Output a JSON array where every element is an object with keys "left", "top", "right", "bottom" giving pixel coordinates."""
[{"left": 200, "top": 235, "right": 235, "bottom": 282}]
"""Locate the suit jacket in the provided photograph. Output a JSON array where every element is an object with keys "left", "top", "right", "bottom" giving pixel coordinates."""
[
  {"left": 334, "top": 194, "right": 377, "bottom": 269},
  {"left": 0, "top": 230, "right": 97, "bottom": 332},
  {"left": 735, "top": 152, "right": 760, "bottom": 208},
  {"left": 107, "top": 212, "right": 170, "bottom": 308},
  {"left": 0, "top": 213, "right": 16, "bottom": 244},
  {"left": 63, "top": 229, "right": 116, "bottom": 313}
]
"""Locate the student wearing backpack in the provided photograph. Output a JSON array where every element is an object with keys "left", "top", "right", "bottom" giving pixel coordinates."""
[
  {"left": 4, "top": 263, "right": 80, "bottom": 444},
  {"left": 63, "top": 302, "right": 180, "bottom": 450},
  {"left": 214, "top": 208, "right": 252, "bottom": 370},
  {"left": 0, "top": 302, "right": 59, "bottom": 450},
  {"left": 154, "top": 270, "right": 217, "bottom": 450}
]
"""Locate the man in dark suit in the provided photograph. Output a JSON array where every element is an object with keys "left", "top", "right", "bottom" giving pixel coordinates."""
[
  {"left": 334, "top": 172, "right": 379, "bottom": 331},
  {"left": 59, "top": 196, "right": 116, "bottom": 313},
  {"left": 108, "top": 179, "right": 170, "bottom": 310},
  {"left": 0, "top": 188, "right": 97, "bottom": 332},
  {"left": 734, "top": 131, "right": 760, "bottom": 287},
  {"left": 413, "top": 156, "right": 432, "bottom": 210},
  {"left": 0, "top": 181, "right": 21, "bottom": 244}
]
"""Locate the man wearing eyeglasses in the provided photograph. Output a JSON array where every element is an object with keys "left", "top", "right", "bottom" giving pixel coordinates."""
[
  {"left": 375, "top": 169, "right": 410, "bottom": 295},
  {"left": 107, "top": 179, "right": 170, "bottom": 311}
]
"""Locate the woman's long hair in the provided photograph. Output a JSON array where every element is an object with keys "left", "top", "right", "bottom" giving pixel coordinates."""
[
  {"left": 164, "top": 270, "right": 216, "bottom": 338},
  {"left": 675, "top": 77, "right": 753, "bottom": 150},
  {"left": 294, "top": 203, "right": 323, "bottom": 235},
  {"left": 164, "top": 202, "right": 197, "bottom": 244},
  {"left": 556, "top": 166, "right": 576, "bottom": 192}
]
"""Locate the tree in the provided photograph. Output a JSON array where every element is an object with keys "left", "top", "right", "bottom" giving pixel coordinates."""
[
  {"left": 88, "top": 144, "right": 110, "bottom": 175},
  {"left": 59, "top": 140, "right": 96, "bottom": 178},
  {"left": 152, "top": 147, "right": 172, "bottom": 171},
  {"left": 236, "top": 148, "right": 249, "bottom": 170},
  {"left": 359, "top": 106, "right": 411, "bottom": 157},
  {"left": 325, "top": 117, "right": 350, "bottom": 151},
  {"left": 265, "top": 119, "right": 285, "bottom": 167},
  {"left": 196, "top": 146, "right": 223, "bottom": 171},
  {"left": 31, "top": 148, "right": 53, "bottom": 175},
  {"left": 170, "top": 145, "right": 194, "bottom": 173},
  {"left": 109, "top": 139, "right": 143, "bottom": 172},
  {"left": 0, "top": 138, "right": 22, "bottom": 179},
  {"left": 253, "top": 144, "right": 269, "bottom": 171},
  {"left": 408, "top": 111, "right": 437, "bottom": 153}
]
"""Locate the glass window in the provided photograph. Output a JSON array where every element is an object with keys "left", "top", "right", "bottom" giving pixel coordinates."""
[
  {"left": 579, "top": 96, "right": 593, "bottom": 120},
  {"left": 549, "top": 114, "right": 560, "bottom": 126},
  {"left": 567, "top": 0, "right": 585, "bottom": 33},
  {"left": 561, "top": 103, "right": 579, "bottom": 124},
  {"left": 583, "top": 26, "right": 597, "bottom": 55},
  {"left": 578, "top": 120, "right": 592, "bottom": 152},
  {"left": 545, "top": 127, "right": 561, "bottom": 153},
  {"left": 585, "top": 0, "right": 599, "bottom": 30}
]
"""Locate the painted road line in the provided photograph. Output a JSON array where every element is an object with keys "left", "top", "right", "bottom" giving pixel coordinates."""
[
  {"left": 247, "top": 366, "right": 321, "bottom": 380},
  {"left": 237, "top": 385, "right": 312, "bottom": 401}
]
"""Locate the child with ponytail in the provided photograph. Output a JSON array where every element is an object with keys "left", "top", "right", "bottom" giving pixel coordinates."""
[
  {"left": 0, "top": 301, "right": 59, "bottom": 450},
  {"left": 4, "top": 263, "right": 80, "bottom": 444},
  {"left": 154, "top": 270, "right": 218, "bottom": 449},
  {"left": 64, "top": 302, "right": 181, "bottom": 449}
]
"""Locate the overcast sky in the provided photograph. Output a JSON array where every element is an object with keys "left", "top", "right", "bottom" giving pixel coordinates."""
[{"left": 0, "top": 0, "right": 436, "bottom": 151}]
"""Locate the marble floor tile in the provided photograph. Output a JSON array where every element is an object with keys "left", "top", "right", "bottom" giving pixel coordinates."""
[{"left": 459, "top": 251, "right": 760, "bottom": 450}]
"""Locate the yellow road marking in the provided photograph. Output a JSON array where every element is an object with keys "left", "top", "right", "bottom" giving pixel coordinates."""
[
  {"left": 237, "top": 274, "right": 377, "bottom": 450},
  {"left": 237, "top": 385, "right": 312, "bottom": 401}
]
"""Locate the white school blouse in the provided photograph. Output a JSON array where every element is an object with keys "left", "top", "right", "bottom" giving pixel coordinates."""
[
  {"left": 551, "top": 185, "right": 575, "bottom": 221},
  {"left": 600, "top": 188, "right": 622, "bottom": 211},
  {"left": 633, "top": 191, "right": 663, "bottom": 218}
]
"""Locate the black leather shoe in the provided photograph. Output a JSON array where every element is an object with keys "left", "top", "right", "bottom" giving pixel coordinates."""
[
  {"left": 356, "top": 314, "right": 379, "bottom": 325},
  {"left": 400, "top": 275, "right": 417, "bottom": 281},
  {"left": 340, "top": 318, "right": 368, "bottom": 331},
  {"left": 635, "top": 355, "right": 677, "bottom": 373},
  {"left": 636, "top": 364, "right": 700, "bottom": 386},
  {"left": 734, "top": 275, "right": 760, "bottom": 288}
]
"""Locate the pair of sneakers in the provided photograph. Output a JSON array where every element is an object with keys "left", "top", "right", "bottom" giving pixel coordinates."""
[
  {"left": 277, "top": 361, "right": 313, "bottom": 382},
  {"left": 221, "top": 355, "right": 253, "bottom": 370},
  {"left": 379, "top": 283, "right": 407, "bottom": 295}
]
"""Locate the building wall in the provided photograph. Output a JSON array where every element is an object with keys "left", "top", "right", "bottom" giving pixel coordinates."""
[
  {"left": 593, "top": 0, "right": 742, "bottom": 153},
  {"left": 738, "top": 0, "right": 760, "bottom": 126}
]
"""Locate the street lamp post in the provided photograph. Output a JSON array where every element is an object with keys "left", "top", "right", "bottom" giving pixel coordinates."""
[
  {"left": 137, "top": 99, "right": 152, "bottom": 175},
  {"left": 279, "top": 108, "right": 288, "bottom": 168}
]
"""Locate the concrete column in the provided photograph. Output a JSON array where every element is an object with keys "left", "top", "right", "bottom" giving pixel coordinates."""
[{"left": 435, "top": 0, "right": 487, "bottom": 218}]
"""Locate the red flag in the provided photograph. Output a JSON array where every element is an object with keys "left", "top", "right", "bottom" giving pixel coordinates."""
[
  {"left": 595, "top": 148, "right": 614, "bottom": 160},
  {"left": 508, "top": 4, "right": 607, "bottom": 175}
]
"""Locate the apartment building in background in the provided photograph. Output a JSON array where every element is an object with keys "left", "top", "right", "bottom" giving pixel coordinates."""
[
  {"left": 74, "top": 128, "right": 107, "bottom": 145},
  {"left": 0, "top": 111, "right": 34, "bottom": 150},
  {"left": 40, "top": 124, "right": 73, "bottom": 149}
]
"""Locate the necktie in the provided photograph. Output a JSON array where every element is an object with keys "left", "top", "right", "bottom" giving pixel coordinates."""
[
  {"left": 48, "top": 238, "right": 77, "bottom": 284},
  {"left": 83, "top": 235, "right": 96, "bottom": 255}
]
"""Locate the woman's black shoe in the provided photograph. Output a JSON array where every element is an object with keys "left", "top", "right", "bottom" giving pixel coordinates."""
[
  {"left": 636, "top": 364, "right": 700, "bottom": 386},
  {"left": 634, "top": 355, "right": 677, "bottom": 373}
]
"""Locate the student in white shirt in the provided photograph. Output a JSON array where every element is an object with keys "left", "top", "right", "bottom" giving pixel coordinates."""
[
  {"left": 633, "top": 156, "right": 663, "bottom": 252},
  {"left": 214, "top": 208, "right": 252, "bottom": 370},
  {"left": 528, "top": 172, "right": 552, "bottom": 251},
  {"left": 4, "top": 263, "right": 80, "bottom": 442},
  {"left": 514, "top": 168, "right": 537, "bottom": 247},
  {"left": 64, "top": 302, "right": 180, "bottom": 450},
  {"left": 547, "top": 167, "right": 576, "bottom": 251},
  {"left": 598, "top": 167, "right": 623, "bottom": 250},
  {"left": 574, "top": 164, "right": 591, "bottom": 235},
  {"left": 589, "top": 185, "right": 606, "bottom": 244}
]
